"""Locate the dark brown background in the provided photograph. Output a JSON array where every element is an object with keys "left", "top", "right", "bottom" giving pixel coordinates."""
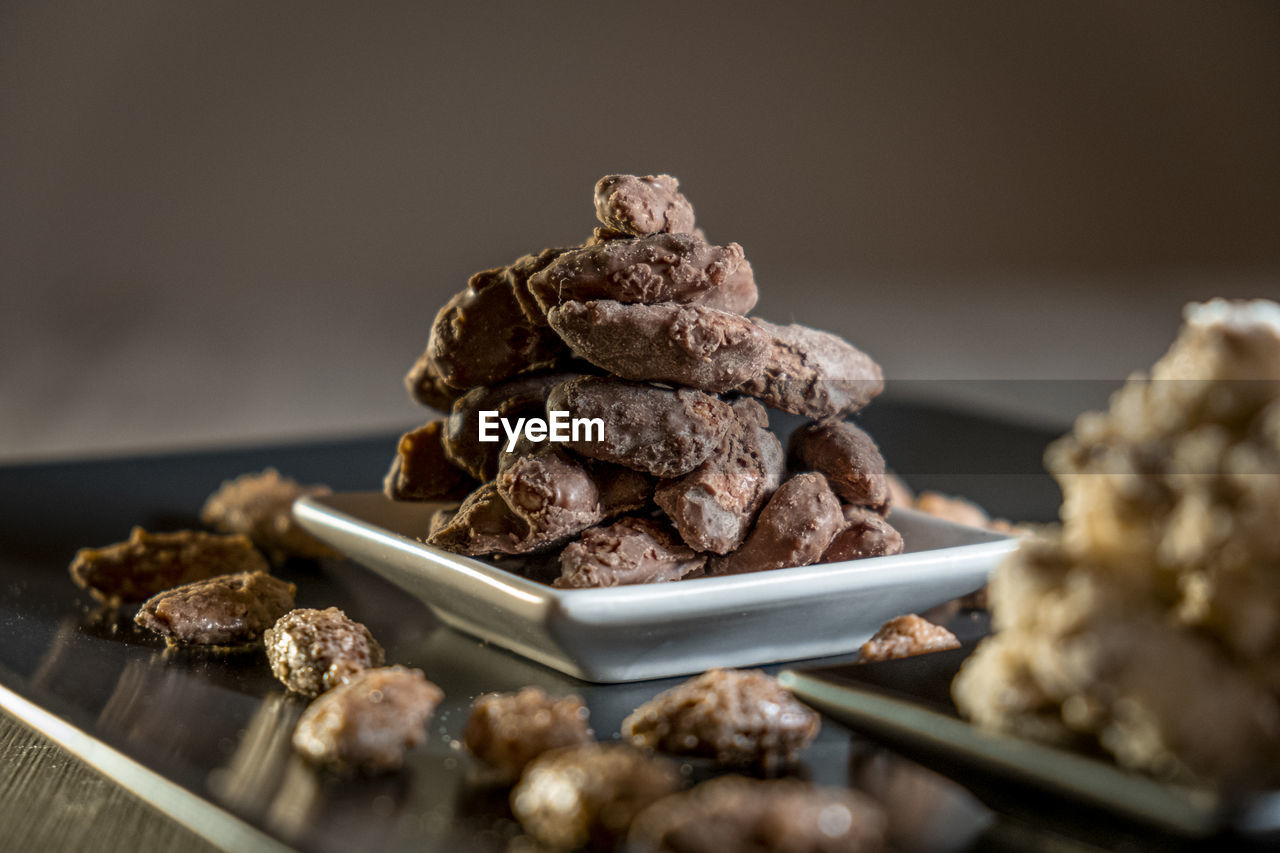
[{"left": 4, "top": 0, "right": 1279, "bottom": 460}]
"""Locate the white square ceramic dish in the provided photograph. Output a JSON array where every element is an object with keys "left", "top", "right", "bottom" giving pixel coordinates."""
[{"left": 293, "top": 492, "right": 1018, "bottom": 682}]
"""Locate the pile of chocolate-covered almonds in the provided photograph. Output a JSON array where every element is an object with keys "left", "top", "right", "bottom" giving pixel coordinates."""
[{"left": 386, "top": 174, "right": 901, "bottom": 587}]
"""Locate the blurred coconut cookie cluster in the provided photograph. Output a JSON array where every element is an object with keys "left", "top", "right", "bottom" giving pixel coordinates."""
[{"left": 954, "top": 299, "right": 1280, "bottom": 789}]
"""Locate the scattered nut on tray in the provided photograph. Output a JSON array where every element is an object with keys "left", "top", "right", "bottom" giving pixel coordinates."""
[
  {"left": 886, "top": 473, "right": 1024, "bottom": 536},
  {"left": 857, "top": 614, "right": 960, "bottom": 663},
  {"left": 264, "top": 607, "right": 385, "bottom": 696},
  {"left": 627, "top": 775, "right": 888, "bottom": 853},
  {"left": 510, "top": 742, "right": 683, "bottom": 851},
  {"left": 69, "top": 528, "right": 270, "bottom": 604},
  {"left": 621, "top": 668, "right": 821, "bottom": 771},
  {"left": 462, "top": 686, "right": 593, "bottom": 782},
  {"left": 134, "top": 570, "right": 296, "bottom": 646},
  {"left": 388, "top": 173, "right": 901, "bottom": 588},
  {"left": 492, "top": 668, "right": 830, "bottom": 846},
  {"left": 201, "top": 468, "right": 340, "bottom": 562},
  {"left": 292, "top": 665, "right": 444, "bottom": 773},
  {"left": 954, "top": 299, "right": 1280, "bottom": 789}
]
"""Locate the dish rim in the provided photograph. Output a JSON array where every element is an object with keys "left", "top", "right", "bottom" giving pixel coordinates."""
[{"left": 294, "top": 492, "right": 1019, "bottom": 617}]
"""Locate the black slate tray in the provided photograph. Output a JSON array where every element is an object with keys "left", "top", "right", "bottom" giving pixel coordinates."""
[{"left": 0, "top": 402, "right": 1096, "bottom": 852}]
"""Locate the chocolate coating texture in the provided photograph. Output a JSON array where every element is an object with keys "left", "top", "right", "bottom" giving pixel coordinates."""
[
  {"left": 555, "top": 517, "right": 706, "bottom": 589},
  {"left": 425, "top": 262, "right": 565, "bottom": 390},
  {"left": 592, "top": 463, "right": 654, "bottom": 516},
  {"left": 462, "top": 687, "right": 593, "bottom": 783},
  {"left": 546, "top": 376, "right": 733, "bottom": 477},
  {"left": 527, "top": 232, "right": 757, "bottom": 317},
  {"left": 622, "top": 668, "right": 821, "bottom": 770},
  {"left": 627, "top": 775, "right": 888, "bottom": 853},
  {"left": 741, "top": 319, "right": 884, "bottom": 419},
  {"left": 593, "top": 174, "right": 696, "bottom": 236},
  {"left": 430, "top": 450, "right": 652, "bottom": 559},
  {"left": 264, "top": 607, "right": 385, "bottom": 697},
  {"left": 496, "top": 445, "right": 603, "bottom": 539},
  {"left": 499, "top": 435, "right": 654, "bottom": 517},
  {"left": 655, "top": 399, "right": 784, "bottom": 554},
  {"left": 510, "top": 743, "right": 682, "bottom": 851},
  {"left": 292, "top": 666, "right": 443, "bottom": 773},
  {"left": 383, "top": 420, "right": 477, "bottom": 502},
  {"left": 403, "top": 348, "right": 463, "bottom": 412},
  {"left": 427, "top": 483, "right": 543, "bottom": 556},
  {"left": 789, "top": 420, "right": 891, "bottom": 513},
  {"left": 710, "top": 473, "right": 844, "bottom": 575},
  {"left": 444, "top": 372, "right": 578, "bottom": 481},
  {"left": 427, "top": 506, "right": 457, "bottom": 538},
  {"left": 586, "top": 225, "right": 632, "bottom": 245},
  {"left": 823, "top": 505, "right": 904, "bottom": 562},
  {"left": 508, "top": 246, "right": 572, "bottom": 326},
  {"left": 547, "top": 300, "right": 768, "bottom": 393},
  {"left": 135, "top": 571, "right": 296, "bottom": 646},
  {"left": 70, "top": 527, "right": 270, "bottom": 604}
]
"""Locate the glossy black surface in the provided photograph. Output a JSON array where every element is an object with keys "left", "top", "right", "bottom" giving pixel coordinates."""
[
  {"left": 0, "top": 402, "right": 1062, "bottom": 852},
  {"left": 795, "top": 648, "right": 1280, "bottom": 852}
]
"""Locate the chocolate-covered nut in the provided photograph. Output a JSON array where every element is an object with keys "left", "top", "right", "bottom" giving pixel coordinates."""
[
  {"left": 547, "top": 300, "right": 768, "bottom": 393},
  {"left": 788, "top": 420, "right": 891, "bottom": 513},
  {"left": 709, "top": 473, "right": 843, "bottom": 575},
  {"left": 265, "top": 607, "right": 385, "bottom": 697},
  {"left": 585, "top": 226, "right": 631, "bottom": 245},
  {"left": 384, "top": 420, "right": 477, "bottom": 502},
  {"left": 823, "top": 506, "right": 904, "bottom": 562},
  {"left": 425, "top": 263, "right": 566, "bottom": 390},
  {"left": 858, "top": 614, "right": 960, "bottom": 662},
  {"left": 593, "top": 463, "right": 654, "bottom": 516},
  {"left": 463, "top": 687, "right": 593, "bottom": 783},
  {"left": 555, "top": 517, "right": 706, "bottom": 589},
  {"left": 429, "top": 477, "right": 596, "bottom": 557},
  {"left": 444, "top": 372, "right": 577, "bottom": 481},
  {"left": 587, "top": 225, "right": 708, "bottom": 247},
  {"left": 698, "top": 259, "right": 757, "bottom": 315},
  {"left": 527, "top": 232, "right": 756, "bottom": 316},
  {"left": 135, "top": 571, "right": 296, "bottom": 646},
  {"left": 403, "top": 348, "right": 462, "bottom": 412},
  {"left": 498, "top": 433, "right": 651, "bottom": 509},
  {"left": 503, "top": 439, "right": 652, "bottom": 513},
  {"left": 621, "top": 669, "right": 821, "bottom": 770},
  {"left": 201, "top": 470, "right": 338, "bottom": 562},
  {"left": 509, "top": 246, "right": 572, "bottom": 326},
  {"left": 740, "top": 319, "right": 884, "bottom": 418},
  {"left": 70, "top": 528, "right": 270, "bottom": 604},
  {"left": 427, "top": 483, "right": 531, "bottom": 556},
  {"left": 292, "top": 666, "right": 443, "bottom": 773},
  {"left": 627, "top": 776, "right": 888, "bottom": 853},
  {"left": 510, "top": 743, "right": 682, "bottom": 851},
  {"left": 594, "top": 174, "right": 696, "bottom": 236},
  {"left": 496, "top": 445, "right": 603, "bottom": 538},
  {"left": 427, "top": 506, "right": 457, "bottom": 538},
  {"left": 655, "top": 399, "right": 783, "bottom": 554},
  {"left": 546, "top": 376, "right": 733, "bottom": 477}
]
